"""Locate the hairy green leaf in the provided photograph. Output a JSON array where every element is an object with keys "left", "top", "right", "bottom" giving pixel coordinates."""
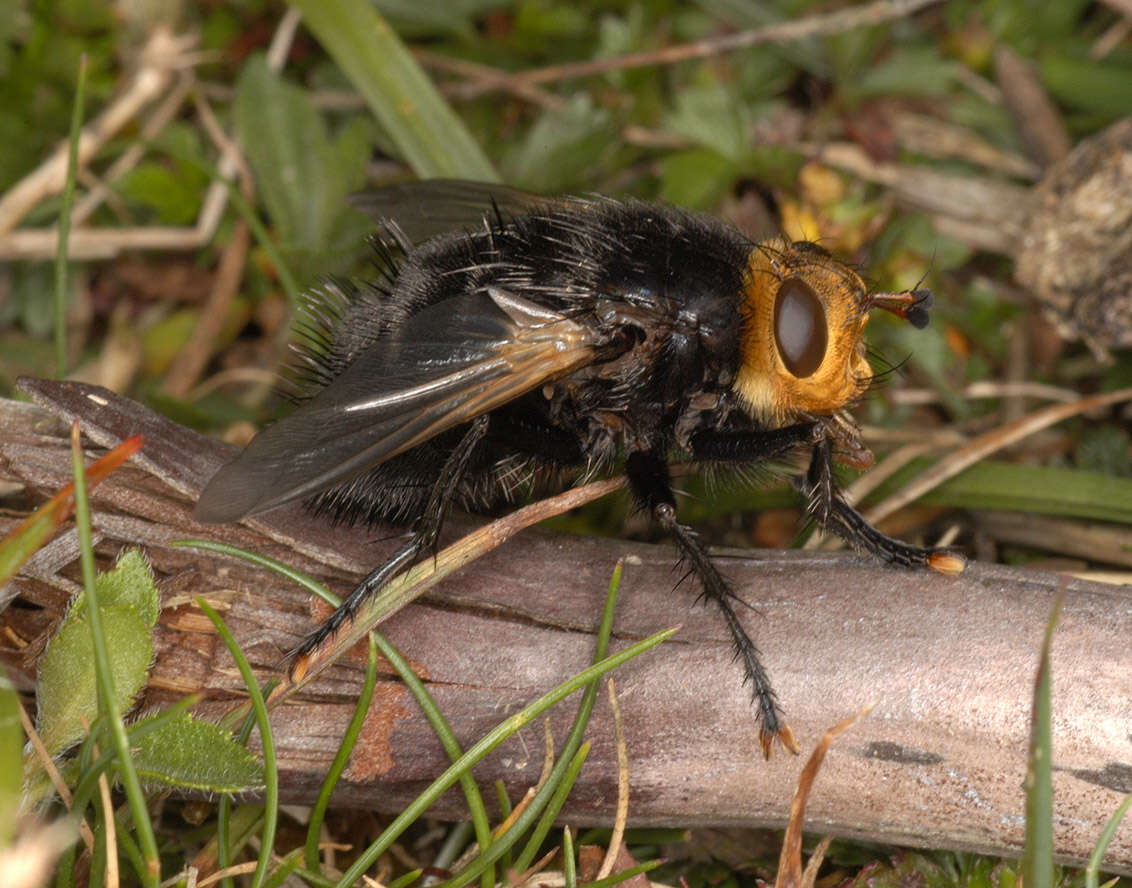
[
  {"left": 37, "top": 607, "right": 152, "bottom": 755},
  {"left": 130, "top": 712, "right": 264, "bottom": 793}
]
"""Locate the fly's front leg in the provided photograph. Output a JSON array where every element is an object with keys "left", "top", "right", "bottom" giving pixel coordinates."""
[
  {"left": 689, "top": 421, "right": 821, "bottom": 462},
  {"left": 626, "top": 450, "right": 797, "bottom": 758},
  {"left": 288, "top": 416, "right": 491, "bottom": 672},
  {"left": 799, "top": 435, "right": 966, "bottom": 575}
]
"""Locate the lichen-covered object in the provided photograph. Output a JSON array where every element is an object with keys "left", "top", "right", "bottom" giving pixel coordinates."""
[{"left": 1017, "top": 117, "right": 1132, "bottom": 352}]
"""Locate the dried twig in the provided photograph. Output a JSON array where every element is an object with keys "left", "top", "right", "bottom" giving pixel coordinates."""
[
  {"left": 417, "top": 50, "right": 567, "bottom": 110},
  {"left": 886, "top": 380, "right": 1083, "bottom": 407},
  {"left": 994, "top": 46, "right": 1071, "bottom": 168},
  {"left": 0, "top": 28, "right": 196, "bottom": 237},
  {"left": 5, "top": 384, "right": 1132, "bottom": 870},
  {"left": 0, "top": 10, "right": 299, "bottom": 262},
  {"left": 161, "top": 220, "right": 251, "bottom": 399},
  {"left": 447, "top": 0, "right": 945, "bottom": 99},
  {"left": 814, "top": 141, "right": 1030, "bottom": 254},
  {"left": 862, "top": 387, "right": 1132, "bottom": 526},
  {"left": 71, "top": 74, "right": 196, "bottom": 227}
]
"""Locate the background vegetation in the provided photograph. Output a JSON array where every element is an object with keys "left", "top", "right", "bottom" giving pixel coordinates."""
[{"left": 1, "top": 0, "right": 1131, "bottom": 885}]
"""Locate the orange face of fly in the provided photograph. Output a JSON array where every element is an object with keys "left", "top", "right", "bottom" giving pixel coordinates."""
[{"left": 733, "top": 238, "right": 930, "bottom": 427}]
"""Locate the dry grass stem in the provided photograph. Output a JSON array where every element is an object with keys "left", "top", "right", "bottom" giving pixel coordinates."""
[
  {"left": 596, "top": 677, "right": 630, "bottom": 881},
  {"left": 863, "top": 387, "right": 1132, "bottom": 526},
  {"left": 0, "top": 28, "right": 196, "bottom": 236}
]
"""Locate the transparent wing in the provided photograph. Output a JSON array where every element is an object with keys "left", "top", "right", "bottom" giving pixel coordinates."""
[
  {"left": 194, "top": 288, "right": 599, "bottom": 523},
  {"left": 349, "top": 179, "right": 563, "bottom": 244}
]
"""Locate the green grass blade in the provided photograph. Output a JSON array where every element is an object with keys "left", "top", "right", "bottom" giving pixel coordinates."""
[
  {"left": 875, "top": 459, "right": 1132, "bottom": 525},
  {"left": 55, "top": 55, "right": 86, "bottom": 379},
  {"left": 514, "top": 741, "right": 590, "bottom": 872},
  {"left": 305, "top": 635, "right": 380, "bottom": 872},
  {"left": 436, "top": 563, "right": 628, "bottom": 888},
  {"left": 387, "top": 869, "right": 423, "bottom": 888},
  {"left": 1086, "top": 793, "right": 1132, "bottom": 888},
  {"left": 1021, "top": 595, "right": 1061, "bottom": 888},
  {"left": 495, "top": 780, "right": 514, "bottom": 872},
  {"left": 69, "top": 423, "right": 160, "bottom": 887},
  {"left": 288, "top": 0, "right": 498, "bottom": 180},
  {"left": 0, "top": 670, "right": 22, "bottom": 845},
  {"left": 371, "top": 632, "right": 495, "bottom": 887},
  {"left": 333, "top": 625, "right": 674, "bottom": 887},
  {"left": 263, "top": 847, "right": 304, "bottom": 888},
  {"left": 197, "top": 598, "right": 279, "bottom": 888},
  {"left": 564, "top": 825, "right": 576, "bottom": 888},
  {"left": 215, "top": 666, "right": 260, "bottom": 888},
  {"left": 173, "top": 539, "right": 340, "bottom": 607}
]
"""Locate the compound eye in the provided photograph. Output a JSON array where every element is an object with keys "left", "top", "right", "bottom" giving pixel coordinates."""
[{"left": 774, "top": 277, "right": 827, "bottom": 378}]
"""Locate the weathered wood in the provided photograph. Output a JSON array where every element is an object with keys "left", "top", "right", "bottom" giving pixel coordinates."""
[{"left": 3, "top": 379, "right": 1131, "bottom": 873}]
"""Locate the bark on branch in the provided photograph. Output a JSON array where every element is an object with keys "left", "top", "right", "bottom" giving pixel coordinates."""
[{"left": 2, "top": 379, "right": 1130, "bottom": 873}]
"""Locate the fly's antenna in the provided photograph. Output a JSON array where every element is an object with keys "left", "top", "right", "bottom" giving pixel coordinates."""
[
  {"left": 868, "top": 286, "right": 933, "bottom": 329},
  {"left": 869, "top": 256, "right": 935, "bottom": 328}
]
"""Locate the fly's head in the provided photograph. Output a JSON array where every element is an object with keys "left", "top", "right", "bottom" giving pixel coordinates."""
[{"left": 733, "top": 238, "right": 931, "bottom": 427}]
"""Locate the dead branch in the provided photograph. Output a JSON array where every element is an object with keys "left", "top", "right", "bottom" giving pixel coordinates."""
[{"left": 2, "top": 379, "right": 1130, "bottom": 874}]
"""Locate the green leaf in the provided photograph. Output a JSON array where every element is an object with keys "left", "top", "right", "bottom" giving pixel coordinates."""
[
  {"left": 117, "top": 162, "right": 202, "bottom": 224},
  {"left": 129, "top": 712, "right": 264, "bottom": 793},
  {"left": 1041, "top": 53, "right": 1132, "bottom": 120},
  {"left": 0, "top": 668, "right": 23, "bottom": 843},
  {"left": 847, "top": 46, "right": 967, "bottom": 101},
  {"left": 68, "top": 548, "right": 160, "bottom": 629},
  {"left": 235, "top": 56, "right": 377, "bottom": 285},
  {"left": 235, "top": 58, "right": 338, "bottom": 249},
  {"left": 115, "top": 124, "right": 208, "bottom": 224},
  {"left": 656, "top": 149, "right": 736, "bottom": 208},
  {"left": 41, "top": 546, "right": 160, "bottom": 752},
  {"left": 37, "top": 607, "right": 152, "bottom": 755},
  {"left": 883, "top": 459, "right": 1132, "bottom": 525},
  {"left": 289, "top": 0, "right": 498, "bottom": 181},
  {"left": 333, "top": 114, "right": 378, "bottom": 196},
  {"left": 502, "top": 95, "right": 615, "bottom": 193},
  {"left": 662, "top": 84, "right": 752, "bottom": 164},
  {"left": 7, "top": 262, "right": 57, "bottom": 338},
  {"left": 141, "top": 306, "right": 199, "bottom": 375}
]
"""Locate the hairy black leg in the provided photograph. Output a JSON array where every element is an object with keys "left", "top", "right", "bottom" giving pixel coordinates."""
[
  {"left": 289, "top": 416, "right": 490, "bottom": 665},
  {"left": 798, "top": 436, "right": 966, "bottom": 574},
  {"left": 689, "top": 421, "right": 820, "bottom": 463},
  {"left": 626, "top": 450, "right": 797, "bottom": 758}
]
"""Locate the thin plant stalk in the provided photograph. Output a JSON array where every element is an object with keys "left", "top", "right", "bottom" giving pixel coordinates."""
[
  {"left": 371, "top": 632, "right": 496, "bottom": 888},
  {"left": 69, "top": 423, "right": 160, "bottom": 886},
  {"left": 333, "top": 626, "right": 675, "bottom": 887},
  {"left": 55, "top": 55, "right": 86, "bottom": 378},
  {"left": 304, "top": 635, "right": 380, "bottom": 872},
  {"left": 433, "top": 563, "right": 626, "bottom": 888},
  {"left": 198, "top": 598, "right": 279, "bottom": 888}
]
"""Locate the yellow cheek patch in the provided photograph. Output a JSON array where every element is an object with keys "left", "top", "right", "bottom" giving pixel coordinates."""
[{"left": 733, "top": 239, "right": 872, "bottom": 426}]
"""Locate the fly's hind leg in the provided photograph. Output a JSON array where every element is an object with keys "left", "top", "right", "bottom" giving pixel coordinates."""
[
  {"left": 800, "top": 436, "right": 966, "bottom": 575},
  {"left": 625, "top": 450, "right": 798, "bottom": 759},
  {"left": 289, "top": 416, "right": 491, "bottom": 668}
]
